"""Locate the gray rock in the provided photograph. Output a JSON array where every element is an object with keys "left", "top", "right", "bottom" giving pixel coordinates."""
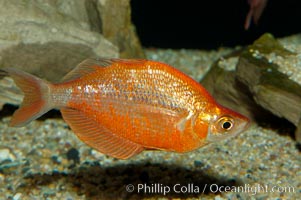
[
  {"left": 0, "top": 148, "right": 16, "bottom": 163},
  {"left": 0, "top": 0, "right": 118, "bottom": 81},
  {"left": 95, "top": 0, "right": 145, "bottom": 58},
  {"left": 53, "top": 0, "right": 145, "bottom": 58},
  {"left": 201, "top": 54, "right": 272, "bottom": 122},
  {"left": 237, "top": 55, "right": 301, "bottom": 126},
  {"left": 0, "top": 77, "right": 22, "bottom": 109},
  {"left": 202, "top": 33, "right": 301, "bottom": 142},
  {"left": 236, "top": 33, "right": 301, "bottom": 142},
  {"left": 0, "top": 0, "right": 131, "bottom": 107}
]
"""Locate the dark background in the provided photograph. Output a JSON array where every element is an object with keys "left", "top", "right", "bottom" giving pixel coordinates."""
[{"left": 131, "top": 0, "right": 301, "bottom": 49}]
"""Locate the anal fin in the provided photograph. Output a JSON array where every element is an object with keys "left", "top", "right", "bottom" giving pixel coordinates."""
[{"left": 61, "top": 108, "right": 144, "bottom": 159}]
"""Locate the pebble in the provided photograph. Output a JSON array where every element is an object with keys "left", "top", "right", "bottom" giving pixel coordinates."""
[
  {"left": 12, "top": 193, "right": 22, "bottom": 200},
  {"left": 0, "top": 174, "right": 4, "bottom": 182},
  {"left": 214, "top": 195, "right": 227, "bottom": 200},
  {"left": 0, "top": 148, "right": 16, "bottom": 163}
]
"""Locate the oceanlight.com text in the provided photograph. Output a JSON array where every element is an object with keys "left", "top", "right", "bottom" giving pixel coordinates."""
[{"left": 125, "top": 183, "right": 295, "bottom": 196}]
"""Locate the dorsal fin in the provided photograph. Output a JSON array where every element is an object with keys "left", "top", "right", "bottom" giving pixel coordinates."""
[
  {"left": 61, "top": 58, "right": 148, "bottom": 82},
  {"left": 61, "top": 58, "right": 114, "bottom": 82}
]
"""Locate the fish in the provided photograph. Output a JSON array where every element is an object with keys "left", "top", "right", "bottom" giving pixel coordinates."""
[
  {"left": 2, "top": 58, "right": 250, "bottom": 159},
  {"left": 245, "top": 0, "right": 268, "bottom": 30}
]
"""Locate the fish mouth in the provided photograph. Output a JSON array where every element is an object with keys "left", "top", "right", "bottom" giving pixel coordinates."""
[{"left": 233, "top": 119, "right": 250, "bottom": 136}]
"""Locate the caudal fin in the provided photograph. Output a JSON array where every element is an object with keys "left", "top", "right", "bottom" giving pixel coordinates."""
[{"left": 2, "top": 68, "right": 52, "bottom": 127}]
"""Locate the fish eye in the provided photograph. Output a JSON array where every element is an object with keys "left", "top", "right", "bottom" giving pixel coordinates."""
[
  {"left": 218, "top": 117, "right": 234, "bottom": 131},
  {"left": 222, "top": 121, "right": 232, "bottom": 130}
]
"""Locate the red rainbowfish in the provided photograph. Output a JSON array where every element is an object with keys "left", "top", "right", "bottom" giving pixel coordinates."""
[{"left": 2, "top": 59, "right": 250, "bottom": 159}]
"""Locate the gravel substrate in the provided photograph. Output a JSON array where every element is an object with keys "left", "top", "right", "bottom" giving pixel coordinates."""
[{"left": 0, "top": 47, "right": 300, "bottom": 200}]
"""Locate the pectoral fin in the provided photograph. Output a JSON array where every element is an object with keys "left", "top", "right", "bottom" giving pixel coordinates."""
[{"left": 176, "top": 112, "right": 194, "bottom": 132}]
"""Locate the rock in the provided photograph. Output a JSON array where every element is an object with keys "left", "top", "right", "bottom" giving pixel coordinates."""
[
  {"left": 96, "top": 0, "right": 145, "bottom": 58},
  {"left": 201, "top": 53, "right": 272, "bottom": 122},
  {"left": 66, "top": 148, "right": 80, "bottom": 164},
  {"left": 42, "top": 0, "right": 145, "bottom": 59},
  {"left": 236, "top": 33, "right": 301, "bottom": 142},
  {"left": 0, "top": 0, "right": 118, "bottom": 82},
  {"left": 0, "top": 0, "right": 143, "bottom": 107},
  {"left": 0, "top": 76, "right": 22, "bottom": 108},
  {"left": 0, "top": 148, "right": 16, "bottom": 163},
  {"left": 12, "top": 193, "right": 22, "bottom": 200},
  {"left": 201, "top": 33, "right": 301, "bottom": 142}
]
